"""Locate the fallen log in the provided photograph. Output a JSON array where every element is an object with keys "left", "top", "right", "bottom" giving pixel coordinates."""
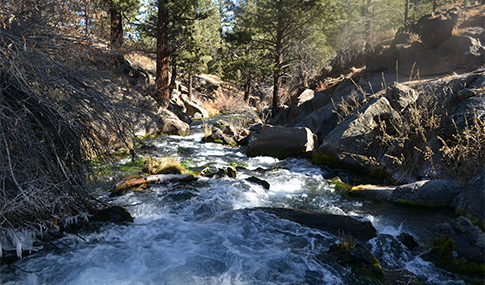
[{"left": 110, "top": 174, "right": 197, "bottom": 197}]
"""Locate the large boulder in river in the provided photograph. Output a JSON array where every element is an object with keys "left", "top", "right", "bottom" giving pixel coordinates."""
[
  {"left": 247, "top": 126, "right": 317, "bottom": 159},
  {"left": 287, "top": 102, "right": 340, "bottom": 142},
  {"left": 312, "top": 97, "right": 401, "bottom": 170},
  {"left": 389, "top": 179, "right": 463, "bottom": 208},
  {"left": 452, "top": 168, "right": 485, "bottom": 221},
  {"left": 255, "top": 207, "right": 377, "bottom": 241}
]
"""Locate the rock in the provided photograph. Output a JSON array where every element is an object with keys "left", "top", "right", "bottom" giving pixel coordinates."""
[
  {"left": 415, "top": 12, "right": 458, "bottom": 49},
  {"left": 245, "top": 176, "right": 270, "bottom": 189},
  {"left": 396, "top": 36, "right": 485, "bottom": 77},
  {"left": 89, "top": 206, "right": 134, "bottom": 223},
  {"left": 269, "top": 89, "right": 329, "bottom": 125},
  {"left": 181, "top": 95, "right": 209, "bottom": 118},
  {"left": 348, "top": 185, "right": 395, "bottom": 202},
  {"left": 313, "top": 97, "right": 401, "bottom": 170},
  {"left": 441, "top": 93, "right": 485, "bottom": 141},
  {"left": 397, "top": 232, "right": 420, "bottom": 251},
  {"left": 287, "top": 102, "right": 339, "bottom": 142},
  {"left": 423, "top": 216, "right": 485, "bottom": 277},
  {"left": 389, "top": 180, "right": 463, "bottom": 207},
  {"left": 201, "top": 166, "right": 237, "bottom": 179},
  {"left": 157, "top": 108, "right": 190, "bottom": 135},
  {"left": 322, "top": 242, "right": 384, "bottom": 282},
  {"left": 385, "top": 82, "right": 418, "bottom": 112},
  {"left": 203, "top": 127, "right": 235, "bottom": 145},
  {"left": 255, "top": 207, "right": 377, "bottom": 241},
  {"left": 452, "top": 168, "right": 485, "bottom": 221},
  {"left": 247, "top": 126, "right": 317, "bottom": 159}
]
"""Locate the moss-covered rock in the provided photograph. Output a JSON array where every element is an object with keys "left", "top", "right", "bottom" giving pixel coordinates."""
[{"left": 144, "top": 157, "right": 188, "bottom": 175}]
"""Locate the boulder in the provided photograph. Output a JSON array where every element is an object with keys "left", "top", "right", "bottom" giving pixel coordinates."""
[
  {"left": 245, "top": 176, "right": 270, "bottom": 190},
  {"left": 441, "top": 93, "right": 485, "bottom": 141},
  {"left": 157, "top": 108, "right": 190, "bottom": 135},
  {"left": 287, "top": 102, "right": 339, "bottom": 142},
  {"left": 415, "top": 12, "right": 458, "bottom": 49},
  {"left": 247, "top": 126, "right": 317, "bottom": 159},
  {"left": 423, "top": 216, "right": 485, "bottom": 277},
  {"left": 181, "top": 95, "right": 209, "bottom": 118},
  {"left": 396, "top": 36, "right": 485, "bottom": 77},
  {"left": 385, "top": 82, "right": 418, "bottom": 112},
  {"left": 254, "top": 207, "right": 377, "bottom": 241},
  {"left": 389, "top": 179, "right": 463, "bottom": 207},
  {"left": 313, "top": 97, "right": 401, "bottom": 169},
  {"left": 269, "top": 89, "right": 330, "bottom": 125},
  {"left": 89, "top": 206, "right": 134, "bottom": 223},
  {"left": 348, "top": 185, "right": 395, "bottom": 202},
  {"left": 452, "top": 168, "right": 485, "bottom": 221}
]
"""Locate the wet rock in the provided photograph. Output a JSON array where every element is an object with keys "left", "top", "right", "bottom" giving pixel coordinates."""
[
  {"left": 389, "top": 179, "right": 463, "bottom": 208},
  {"left": 89, "top": 206, "right": 134, "bottom": 223},
  {"left": 201, "top": 166, "right": 237, "bottom": 179},
  {"left": 397, "top": 232, "right": 420, "bottom": 251},
  {"left": 423, "top": 216, "right": 485, "bottom": 277},
  {"left": 245, "top": 176, "right": 270, "bottom": 190},
  {"left": 247, "top": 126, "right": 317, "bottom": 159},
  {"left": 452, "top": 168, "right": 485, "bottom": 222},
  {"left": 348, "top": 185, "right": 395, "bottom": 202},
  {"left": 321, "top": 242, "right": 384, "bottom": 282},
  {"left": 385, "top": 82, "right": 418, "bottom": 112},
  {"left": 256, "top": 207, "right": 377, "bottom": 241}
]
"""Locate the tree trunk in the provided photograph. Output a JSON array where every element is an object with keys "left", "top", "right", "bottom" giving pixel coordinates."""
[
  {"left": 188, "top": 72, "right": 193, "bottom": 101},
  {"left": 272, "top": 7, "right": 285, "bottom": 118},
  {"left": 244, "top": 75, "right": 252, "bottom": 104},
  {"left": 433, "top": 0, "right": 437, "bottom": 13},
  {"left": 110, "top": 4, "right": 123, "bottom": 49},
  {"left": 404, "top": 0, "right": 410, "bottom": 24},
  {"left": 156, "top": 1, "right": 170, "bottom": 108},
  {"left": 85, "top": 0, "right": 91, "bottom": 35}
]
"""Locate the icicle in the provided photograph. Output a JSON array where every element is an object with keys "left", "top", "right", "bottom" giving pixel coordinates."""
[
  {"left": 0, "top": 239, "right": 3, "bottom": 258},
  {"left": 15, "top": 233, "right": 22, "bottom": 258}
]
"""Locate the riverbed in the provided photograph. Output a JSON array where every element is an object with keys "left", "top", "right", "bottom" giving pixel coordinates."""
[{"left": 0, "top": 117, "right": 468, "bottom": 284}]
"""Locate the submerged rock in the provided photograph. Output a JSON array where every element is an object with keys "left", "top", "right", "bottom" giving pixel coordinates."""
[
  {"left": 89, "top": 206, "right": 134, "bottom": 223},
  {"left": 255, "top": 207, "right": 377, "bottom": 242}
]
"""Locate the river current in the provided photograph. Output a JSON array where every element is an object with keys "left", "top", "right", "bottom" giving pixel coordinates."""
[{"left": 0, "top": 117, "right": 467, "bottom": 284}]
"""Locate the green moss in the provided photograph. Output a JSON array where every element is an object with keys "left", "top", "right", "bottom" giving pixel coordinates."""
[
  {"left": 455, "top": 208, "right": 485, "bottom": 231},
  {"left": 144, "top": 157, "right": 188, "bottom": 175},
  {"left": 330, "top": 178, "right": 353, "bottom": 192},
  {"left": 424, "top": 235, "right": 485, "bottom": 278},
  {"left": 391, "top": 199, "right": 448, "bottom": 208},
  {"left": 214, "top": 139, "right": 224, "bottom": 144},
  {"left": 312, "top": 153, "right": 340, "bottom": 168},
  {"left": 229, "top": 162, "right": 248, "bottom": 167}
]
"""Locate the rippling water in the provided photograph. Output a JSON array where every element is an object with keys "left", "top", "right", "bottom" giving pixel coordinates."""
[{"left": 0, "top": 118, "right": 465, "bottom": 284}]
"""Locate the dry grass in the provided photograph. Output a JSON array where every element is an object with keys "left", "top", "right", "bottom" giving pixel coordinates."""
[
  {"left": 0, "top": 0, "right": 149, "bottom": 256},
  {"left": 144, "top": 157, "right": 188, "bottom": 175},
  {"left": 439, "top": 109, "right": 485, "bottom": 182}
]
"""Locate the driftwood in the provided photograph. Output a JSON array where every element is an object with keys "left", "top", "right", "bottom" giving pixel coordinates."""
[{"left": 110, "top": 174, "right": 197, "bottom": 197}]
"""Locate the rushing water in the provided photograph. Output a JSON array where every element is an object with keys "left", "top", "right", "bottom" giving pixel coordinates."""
[{"left": 0, "top": 117, "right": 467, "bottom": 284}]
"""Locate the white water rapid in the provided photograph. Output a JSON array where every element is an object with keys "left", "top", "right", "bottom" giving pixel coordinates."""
[{"left": 0, "top": 117, "right": 467, "bottom": 284}]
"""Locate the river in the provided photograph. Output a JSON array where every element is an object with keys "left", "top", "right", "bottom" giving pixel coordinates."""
[{"left": 0, "top": 117, "right": 468, "bottom": 284}]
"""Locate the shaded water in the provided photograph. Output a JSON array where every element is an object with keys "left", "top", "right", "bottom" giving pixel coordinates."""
[{"left": 0, "top": 117, "right": 467, "bottom": 284}]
